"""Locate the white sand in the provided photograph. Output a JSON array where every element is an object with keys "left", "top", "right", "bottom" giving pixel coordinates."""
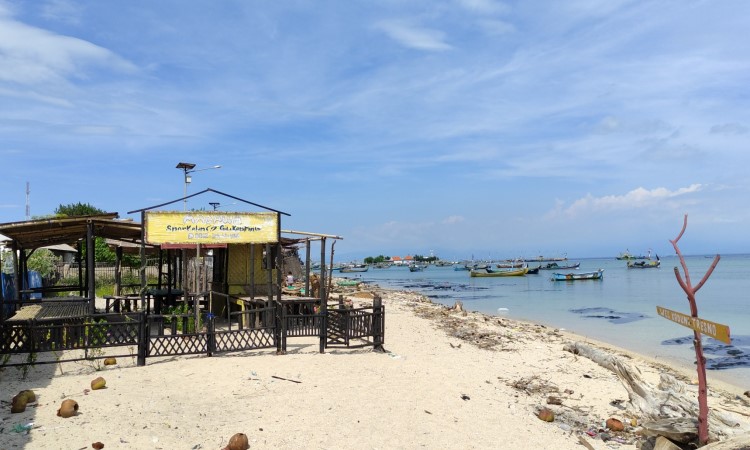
[{"left": 2, "top": 288, "right": 748, "bottom": 449}]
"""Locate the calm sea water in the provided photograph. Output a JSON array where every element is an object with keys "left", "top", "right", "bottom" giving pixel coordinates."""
[{"left": 348, "top": 255, "right": 750, "bottom": 390}]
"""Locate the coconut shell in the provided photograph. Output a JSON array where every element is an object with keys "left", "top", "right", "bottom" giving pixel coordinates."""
[
  {"left": 225, "top": 433, "right": 250, "bottom": 450},
  {"left": 92, "top": 442, "right": 104, "bottom": 449},
  {"left": 57, "top": 399, "right": 79, "bottom": 418},
  {"left": 19, "top": 390, "right": 36, "bottom": 403},
  {"left": 606, "top": 418, "right": 625, "bottom": 431},
  {"left": 103, "top": 358, "right": 117, "bottom": 366},
  {"left": 11, "top": 394, "right": 27, "bottom": 413},
  {"left": 537, "top": 408, "right": 555, "bottom": 422},
  {"left": 91, "top": 376, "right": 106, "bottom": 390}
]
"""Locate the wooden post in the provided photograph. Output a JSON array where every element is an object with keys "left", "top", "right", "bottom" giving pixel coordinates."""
[
  {"left": 86, "top": 220, "right": 96, "bottom": 314},
  {"left": 137, "top": 311, "right": 147, "bottom": 366},
  {"left": 373, "top": 295, "right": 384, "bottom": 352},
  {"left": 140, "top": 211, "right": 147, "bottom": 313},
  {"left": 114, "top": 246, "right": 123, "bottom": 296},
  {"left": 670, "top": 214, "right": 719, "bottom": 446},
  {"left": 305, "top": 239, "right": 311, "bottom": 297},
  {"left": 319, "top": 237, "right": 327, "bottom": 354}
]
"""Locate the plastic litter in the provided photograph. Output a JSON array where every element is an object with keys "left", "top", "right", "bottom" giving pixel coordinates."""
[{"left": 11, "top": 423, "right": 33, "bottom": 433}]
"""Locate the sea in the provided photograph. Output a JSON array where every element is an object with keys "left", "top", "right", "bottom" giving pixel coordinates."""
[{"left": 345, "top": 254, "right": 750, "bottom": 391}]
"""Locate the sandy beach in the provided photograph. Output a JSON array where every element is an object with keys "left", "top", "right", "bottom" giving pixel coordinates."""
[{"left": 2, "top": 286, "right": 750, "bottom": 449}]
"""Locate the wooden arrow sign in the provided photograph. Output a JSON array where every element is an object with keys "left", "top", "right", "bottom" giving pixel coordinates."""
[{"left": 656, "top": 306, "right": 731, "bottom": 344}]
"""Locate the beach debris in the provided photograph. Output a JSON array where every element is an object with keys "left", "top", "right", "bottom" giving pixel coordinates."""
[
  {"left": 606, "top": 418, "right": 625, "bottom": 431},
  {"left": 460, "top": 394, "right": 470, "bottom": 401},
  {"left": 452, "top": 301, "right": 464, "bottom": 312},
  {"left": 11, "top": 390, "right": 36, "bottom": 413},
  {"left": 271, "top": 375, "right": 301, "bottom": 383},
  {"left": 92, "top": 442, "right": 104, "bottom": 449},
  {"left": 537, "top": 407, "right": 555, "bottom": 422},
  {"left": 449, "top": 342, "right": 461, "bottom": 349},
  {"left": 744, "top": 391, "right": 750, "bottom": 398},
  {"left": 91, "top": 376, "right": 107, "bottom": 390},
  {"left": 509, "top": 375, "right": 559, "bottom": 396},
  {"left": 546, "top": 396, "right": 563, "bottom": 405},
  {"left": 11, "top": 423, "right": 33, "bottom": 433},
  {"left": 223, "top": 432, "right": 249, "bottom": 450},
  {"left": 639, "top": 418, "right": 698, "bottom": 444},
  {"left": 577, "top": 435, "right": 596, "bottom": 450},
  {"left": 103, "top": 358, "right": 117, "bottom": 366},
  {"left": 57, "top": 399, "right": 79, "bottom": 418}
]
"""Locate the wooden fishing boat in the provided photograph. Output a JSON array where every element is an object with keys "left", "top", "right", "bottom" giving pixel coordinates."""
[
  {"left": 551, "top": 269, "right": 604, "bottom": 281},
  {"left": 627, "top": 256, "right": 660, "bottom": 269},
  {"left": 409, "top": 263, "right": 427, "bottom": 272},
  {"left": 539, "top": 262, "right": 580, "bottom": 270},
  {"left": 470, "top": 267, "right": 528, "bottom": 277},
  {"left": 526, "top": 265, "right": 541, "bottom": 275},
  {"left": 340, "top": 264, "right": 369, "bottom": 273}
]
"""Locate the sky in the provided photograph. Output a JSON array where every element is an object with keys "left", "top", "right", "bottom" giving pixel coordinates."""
[{"left": 1, "top": 0, "right": 749, "bottom": 262}]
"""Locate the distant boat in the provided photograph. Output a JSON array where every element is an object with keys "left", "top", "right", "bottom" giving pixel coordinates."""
[
  {"left": 627, "top": 255, "right": 660, "bottom": 269},
  {"left": 453, "top": 265, "right": 471, "bottom": 271},
  {"left": 496, "top": 260, "right": 526, "bottom": 269},
  {"left": 616, "top": 249, "right": 651, "bottom": 260},
  {"left": 552, "top": 269, "right": 604, "bottom": 281},
  {"left": 539, "top": 262, "right": 580, "bottom": 270},
  {"left": 409, "top": 263, "right": 427, "bottom": 272},
  {"left": 340, "top": 264, "right": 369, "bottom": 273},
  {"left": 470, "top": 267, "right": 528, "bottom": 277}
]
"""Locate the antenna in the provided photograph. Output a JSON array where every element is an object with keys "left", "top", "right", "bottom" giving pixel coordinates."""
[{"left": 25, "top": 181, "right": 30, "bottom": 220}]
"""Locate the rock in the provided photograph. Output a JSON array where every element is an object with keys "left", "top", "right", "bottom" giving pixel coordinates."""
[
  {"left": 546, "top": 396, "right": 563, "bottom": 405},
  {"left": 744, "top": 390, "right": 749, "bottom": 398},
  {"left": 224, "top": 432, "right": 249, "bottom": 450},
  {"left": 92, "top": 442, "right": 104, "bottom": 449},
  {"left": 91, "top": 376, "right": 107, "bottom": 390},
  {"left": 537, "top": 407, "right": 555, "bottom": 422},
  {"left": 606, "top": 418, "right": 625, "bottom": 431},
  {"left": 57, "top": 399, "right": 79, "bottom": 418},
  {"left": 103, "top": 358, "right": 117, "bottom": 366}
]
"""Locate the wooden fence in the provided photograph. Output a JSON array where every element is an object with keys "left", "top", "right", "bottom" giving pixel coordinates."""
[{"left": 0, "top": 295, "right": 385, "bottom": 369}]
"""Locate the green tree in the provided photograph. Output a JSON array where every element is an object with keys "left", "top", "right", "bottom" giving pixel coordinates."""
[
  {"left": 53, "top": 202, "right": 139, "bottom": 266},
  {"left": 26, "top": 248, "right": 60, "bottom": 280},
  {"left": 54, "top": 202, "right": 106, "bottom": 217}
]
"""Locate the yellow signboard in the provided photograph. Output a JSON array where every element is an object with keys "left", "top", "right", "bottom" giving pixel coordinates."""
[
  {"left": 656, "top": 306, "right": 731, "bottom": 344},
  {"left": 145, "top": 211, "right": 278, "bottom": 244}
]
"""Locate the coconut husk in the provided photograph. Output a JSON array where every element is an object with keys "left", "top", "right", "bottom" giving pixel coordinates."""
[
  {"left": 57, "top": 399, "right": 79, "bottom": 418},
  {"left": 224, "top": 432, "right": 249, "bottom": 450}
]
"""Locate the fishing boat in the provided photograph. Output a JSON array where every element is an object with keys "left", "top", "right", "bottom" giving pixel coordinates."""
[
  {"left": 551, "top": 269, "right": 604, "bottom": 281},
  {"left": 539, "top": 262, "right": 580, "bottom": 270},
  {"left": 496, "top": 260, "right": 526, "bottom": 269},
  {"left": 453, "top": 265, "right": 471, "bottom": 271},
  {"left": 409, "top": 263, "right": 427, "bottom": 272},
  {"left": 340, "top": 264, "right": 369, "bottom": 273},
  {"left": 526, "top": 265, "right": 541, "bottom": 275},
  {"left": 616, "top": 249, "right": 651, "bottom": 260},
  {"left": 627, "top": 255, "right": 660, "bottom": 269},
  {"left": 470, "top": 267, "right": 529, "bottom": 277},
  {"left": 336, "top": 279, "right": 362, "bottom": 287}
]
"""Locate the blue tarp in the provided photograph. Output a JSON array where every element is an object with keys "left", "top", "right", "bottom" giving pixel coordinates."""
[
  {"left": 1, "top": 272, "right": 15, "bottom": 316},
  {"left": 27, "top": 270, "right": 42, "bottom": 300}
]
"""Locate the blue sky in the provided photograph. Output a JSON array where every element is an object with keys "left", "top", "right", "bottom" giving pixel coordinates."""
[{"left": 1, "top": 0, "right": 748, "bottom": 261}]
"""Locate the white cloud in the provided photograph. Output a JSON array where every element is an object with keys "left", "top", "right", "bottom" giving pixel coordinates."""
[
  {"left": 710, "top": 123, "right": 748, "bottom": 135},
  {"left": 374, "top": 20, "right": 452, "bottom": 51},
  {"left": 550, "top": 184, "right": 704, "bottom": 218},
  {"left": 0, "top": 14, "right": 136, "bottom": 85},
  {"left": 443, "top": 215, "right": 465, "bottom": 224},
  {"left": 456, "top": 0, "right": 509, "bottom": 15}
]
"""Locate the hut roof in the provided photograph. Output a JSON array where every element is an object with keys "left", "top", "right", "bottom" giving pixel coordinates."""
[{"left": 0, "top": 214, "right": 142, "bottom": 250}]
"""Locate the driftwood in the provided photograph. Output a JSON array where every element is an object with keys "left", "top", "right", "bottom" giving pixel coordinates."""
[{"left": 564, "top": 341, "right": 750, "bottom": 443}]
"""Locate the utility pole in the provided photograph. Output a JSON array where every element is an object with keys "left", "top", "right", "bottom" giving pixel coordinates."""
[{"left": 25, "top": 182, "right": 30, "bottom": 220}]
